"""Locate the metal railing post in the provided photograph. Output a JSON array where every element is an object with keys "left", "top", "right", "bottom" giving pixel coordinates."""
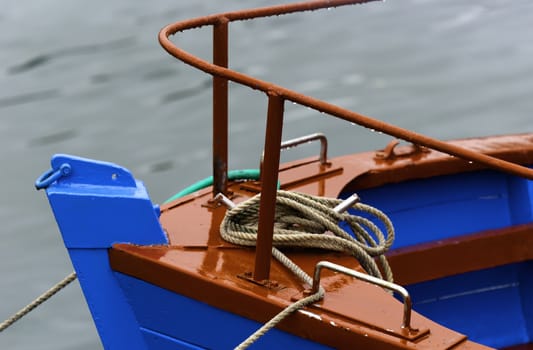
[
  {"left": 254, "top": 93, "right": 285, "bottom": 281},
  {"left": 212, "top": 17, "right": 229, "bottom": 196}
]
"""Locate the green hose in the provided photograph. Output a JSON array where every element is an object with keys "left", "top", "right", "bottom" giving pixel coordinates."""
[{"left": 163, "top": 169, "right": 261, "bottom": 204}]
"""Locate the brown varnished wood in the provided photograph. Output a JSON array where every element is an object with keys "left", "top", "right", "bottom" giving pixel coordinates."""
[
  {"left": 155, "top": 2, "right": 533, "bottom": 344},
  {"left": 342, "top": 133, "right": 533, "bottom": 193},
  {"left": 110, "top": 133, "right": 533, "bottom": 349},
  {"left": 502, "top": 344, "right": 533, "bottom": 350},
  {"left": 111, "top": 244, "right": 478, "bottom": 349},
  {"left": 388, "top": 223, "right": 533, "bottom": 286}
]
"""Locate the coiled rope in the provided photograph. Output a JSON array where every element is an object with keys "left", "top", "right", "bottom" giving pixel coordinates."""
[
  {"left": 0, "top": 272, "right": 77, "bottom": 332},
  {"left": 221, "top": 190, "right": 394, "bottom": 281},
  {"left": 220, "top": 190, "right": 395, "bottom": 349}
]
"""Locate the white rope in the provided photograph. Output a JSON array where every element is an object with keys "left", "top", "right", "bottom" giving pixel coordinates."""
[
  {"left": 235, "top": 246, "right": 324, "bottom": 350},
  {"left": 220, "top": 191, "right": 395, "bottom": 281},
  {"left": 235, "top": 282, "right": 324, "bottom": 350},
  {"left": 219, "top": 190, "right": 395, "bottom": 349},
  {"left": 0, "top": 272, "right": 77, "bottom": 332}
]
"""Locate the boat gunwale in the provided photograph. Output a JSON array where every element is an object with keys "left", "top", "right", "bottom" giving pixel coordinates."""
[{"left": 112, "top": 133, "right": 533, "bottom": 349}]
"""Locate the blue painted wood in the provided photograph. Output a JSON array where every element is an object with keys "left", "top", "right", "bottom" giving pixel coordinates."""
[
  {"left": 41, "top": 154, "right": 169, "bottom": 350},
  {"left": 339, "top": 169, "right": 533, "bottom": 348},
  {"left": 40, "top": 155, "right": 532, "bottom": 349},
  {"left": 115, "top": 273, "right": 333, "bottom": 350},
  {"left": 46, "top": 154, "right": 167, "bottom": 248},
  {"left": 68, "top": 250, "right": 148, "bottom": 349},
  {"left": 341, "top": 170, "right": 532, "bottom": 249},
  {"left": 406, "top": 262, "right": 533, "bottom": 349},
  {"left": 141, "top": 328, "right": 205, "bottom": 350},
  {"left": 507, "top": 173, "right": 533, "bottom": 224},
  {"left": 519, "top": 261, "right": 533, "bottom": 343},
  {"left": 50, "top": 154, "right": 137, "bottom": 187}
]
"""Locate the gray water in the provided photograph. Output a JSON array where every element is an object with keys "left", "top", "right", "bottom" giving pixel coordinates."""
[{"left": 1, "top": 0, "right": 531, "bottom": 348}]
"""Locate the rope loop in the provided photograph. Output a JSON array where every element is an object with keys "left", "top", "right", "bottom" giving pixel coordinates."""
[
  {"left": 221, "top": 190, "right": 395, "bottom": 349},
  {"left": 220, "top": 190, "right": 395, "bottom": 281}
]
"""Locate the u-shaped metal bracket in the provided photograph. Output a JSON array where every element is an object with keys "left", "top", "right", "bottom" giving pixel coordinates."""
[{"left": 311, "top": 260, "right": 416, "bottom": 332}]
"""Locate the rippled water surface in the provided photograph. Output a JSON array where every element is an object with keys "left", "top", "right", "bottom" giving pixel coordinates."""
[{"left": 1, "top": 0, "right": 532, "bottom": 348}]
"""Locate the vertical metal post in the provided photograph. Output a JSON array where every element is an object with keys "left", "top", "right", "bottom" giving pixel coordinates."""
[
  {"left": 254, "top": 92, "right": 285, "bottom": 281},
  {"left": 212, "top": 17, "right": 229, "bottom": 196}
]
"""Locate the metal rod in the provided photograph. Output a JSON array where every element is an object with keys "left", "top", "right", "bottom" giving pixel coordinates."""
[
  {"left": 213, "top": 193, "right": 236, "bottom": 209},
  {"left": 159, "top": 0, "right": 533, "bottom": 181},
  {"left": 280, "top": 133, "right": 328, "bottom": 165},
  {"left": 254, "top": 93, "right": 285, "bottom": 281},
  {"left": 260, "top": 133, "right": 328, "bottom": 171},
  {"left": 212, "top": 17, "right": 229, "bottom": 196},
  {"left": 311, "top": 261, "right": 414, "bottom": 331},
  {"left": 289, "top": 93, "right": 533, "bottom": 181},
  {"left": 333, "top": 193, "right": 360, "bottom": 214}
]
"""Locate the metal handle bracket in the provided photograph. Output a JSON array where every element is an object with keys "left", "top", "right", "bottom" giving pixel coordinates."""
[{"left": 311, "top": 261, "right": 416, "bottom": 332}]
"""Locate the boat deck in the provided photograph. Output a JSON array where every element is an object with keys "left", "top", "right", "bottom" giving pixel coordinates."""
[{"left": 110, "top": 134, "right": 533, "bottom": 349}]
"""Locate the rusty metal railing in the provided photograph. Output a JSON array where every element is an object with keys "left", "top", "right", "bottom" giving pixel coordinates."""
[{"left": 158, "top": 0, "right": 533, "bottom": 281}]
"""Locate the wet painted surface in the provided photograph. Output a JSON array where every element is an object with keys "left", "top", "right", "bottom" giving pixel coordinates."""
[{"left": 1, "top": 0, "right": 532, "bottom": 349}]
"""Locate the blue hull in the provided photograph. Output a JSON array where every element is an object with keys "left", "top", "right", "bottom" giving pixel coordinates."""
[
  {"left": 341, "top": 168, "right": 533, "bottom": 348},
  {"left": 115, "top": 273, "right": 331, "bottom": 349},
  {"left": 39, "top": 154, "right": 533, "bottom": 349}
]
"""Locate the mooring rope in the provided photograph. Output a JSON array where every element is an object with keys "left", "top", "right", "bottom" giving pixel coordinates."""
[
  {"left": 235, "top": 278, "right": 324, "bottom": 350},
  {"left": 0, "top": 272, "right": 77, "bottom": 332},
  {"left": 220, "top": 190, "right": 394, "bottom": 281},
  {"left": 233, "top": 244, "right": 325, "bottom": 350},
  {"left": 219, "top": 190, "right": 395, "bottom": 349}
]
